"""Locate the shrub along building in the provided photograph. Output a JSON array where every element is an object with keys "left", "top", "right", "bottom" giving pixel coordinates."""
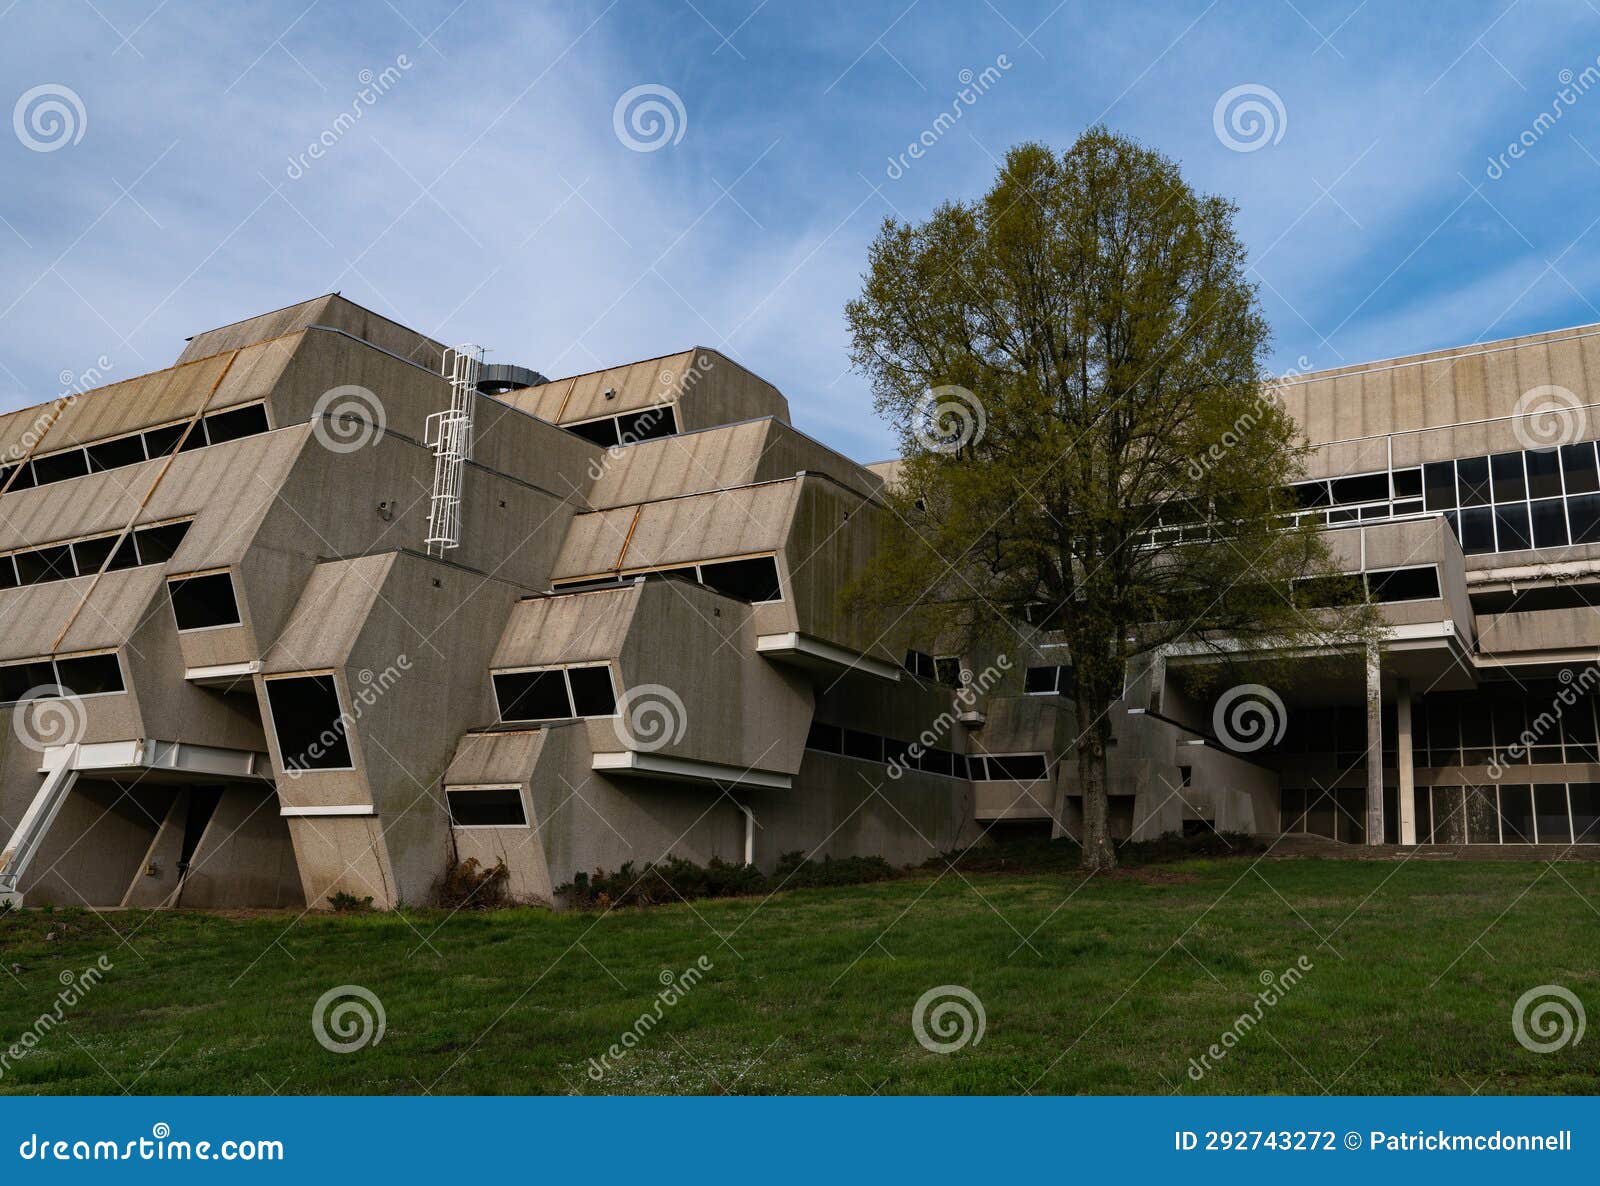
[{"left": 0, "top": 297, "right": 1595, "bottom": 911}]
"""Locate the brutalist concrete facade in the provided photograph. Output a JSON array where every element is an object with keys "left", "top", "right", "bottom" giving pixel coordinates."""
[{"left": 2, "top": 298, "right": 1596, "bottom": 911}]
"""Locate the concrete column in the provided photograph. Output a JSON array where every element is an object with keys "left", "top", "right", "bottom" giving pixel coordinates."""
[
  {"left": 1396, "top": 679, "right": 1416, "bottom": 846},
  {"left": 1365, "top": 645, "right": 1384, "bottom": 845}
]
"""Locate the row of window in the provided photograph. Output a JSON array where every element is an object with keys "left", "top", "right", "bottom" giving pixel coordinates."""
[
  {"left": 0, "top": 520, "right": 191, "bottom": 590},
  {"left": 804, "top": 720, "right": 1049, "bottom": 781},
  {"left": 1269, "top": 684, "right": 1600, "bottom": 768},
  {"left": 1293, "top": 564, "right": 1442, "bottom": 607},
  {"left": 1283, "top": 783, "right": 1600, "bottom": 846},
  {"left": 564, "top": 404, "right": 679, "bottom": 448},
  {"left": 492, "top": 663, "right": 619, "bottom": 723},
  {"left": 903, "top": 650, "right": 961, "bottom": 686},
  {"left": 0, "top": 652, "right": 125, "bottom": 703},
  {"left": 1, "top": 403, "right": 270, "bottom": 494},
  {"left": 551, "top": 554, "right": 783, "bottom": 604}
]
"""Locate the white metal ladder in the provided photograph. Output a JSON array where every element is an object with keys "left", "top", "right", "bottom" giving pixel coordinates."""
[{"left": 424, "top": 345, "right": 482, "bottom": 557}]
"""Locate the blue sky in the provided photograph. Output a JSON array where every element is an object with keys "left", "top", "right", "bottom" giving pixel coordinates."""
[{"left": 2, "top": 0, "right": 1599, "bottom": 460}]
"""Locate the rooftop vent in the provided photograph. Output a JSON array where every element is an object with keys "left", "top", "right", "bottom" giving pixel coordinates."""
[{"left": 475, "top": 362, "right": 548, "bottom": 396}]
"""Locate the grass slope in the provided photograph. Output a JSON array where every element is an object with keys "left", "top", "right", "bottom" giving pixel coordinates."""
[{"left": 1, "top": 856, "right": 1596, "bottom": 1094}]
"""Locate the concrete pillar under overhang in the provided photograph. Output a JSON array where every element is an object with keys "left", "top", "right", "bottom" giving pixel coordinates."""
[
  {"left": 1396, "top": 679, "right": 1417, "bottom": 846},
  {"left": 1365, "top": 645, "right": 1384, "bottom": 845}
]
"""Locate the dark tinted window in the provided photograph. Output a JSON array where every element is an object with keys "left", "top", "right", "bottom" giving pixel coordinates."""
[
  {"left": 567, "top": 418, "right": 619, "bottom": 447},
  {"left": 133, "top": 521, "right": 189, "bottom": 564},
  {"left": 1530, "top": 499, "right": 1569, "bottom": 548},
  {"left": 1535, "top": 784, "right": 1571, "bottom": 843},
  {"left": 53, "top": 653, "right": 124, "bottom": 695},
  {"left": 1456, "top": 507, "right": 1494, "bottom": 554},
  {"left": 1498, "top": 784, "right": 1535, "bottom": 842},
  {"left": 70, "top": 535, "right": 116, "bottom": 574},
  {"left": 7, "top": 462, "right": 36, "bottom": 490},
  {"left": 85, "top": 434, "right": 146, "bottom": 471},
  {"left": 1024, "top": 666, "right": 1058, "bottom": 694},
  {"left": 0, "top": 556, "right": 16, "bottom": 588},
  {"left": 266, "top": 675, "right": 353, "bottom": 771},
  {"left": 1392, "top": 467, "right": 1422, "bottom": 497},
  {"left": 1330, "top": 472, "right": 1387, "bottom": 505},
  {"left": 1456, "top": 456, "right": 1490, "bottom": 506},
  {"left": 1572, "top": 495, "right": 1600, "bottom": 544},
  {"left": 141, "top": 423, "right": 185, "bottom": 457},
  {"left": 842, "top": 728, "right": 881, "bottom": 761},
  {"left": 1572, "top": 783, "right": 1600, "bottom": 842},
  {"left": 700, "top": 556, "right": 781, "bottom": 602},
  {"left": 934, "top": 656, "right": 962, "bottom": 687},
  {"left": 566, "top": 665, "right": 617, "bottom": 716},
  {"left": 31, "top": 449, "right": 89, "bottom": 485},
  {"left": 985, "top": 754, "right": 1049, "bottom": 781},
  {"left": 0, "top": 661, "right": 57, "bottom": 702},
  {"left": 1489, "top": 452, "right": 1526, "bottom": 502},
  {"left": 446, "top": 787, "right": 527, "bottom": 827},
  {"left": 615, "top": 405, "right": 677, "bottom": 443},
  {"left": 1367, "top": 566, "right": 1440, "bottom": 603},
  {"left": 1494, "top": 503, "right": 1531, "bottom": 551},
  {"left": 168, "top": 572, "right": 242, "bottom": 630},
  {"left": 1526, "top": 449, "right": 1562, "bottom": 499},
  {"left": 1424, "top": 461, "right": 1456, "bottom": 510},
  {"left": 15, "top": 545, "right": 74, "bottom": 585},
  {"left": 920, "top": 747, "right": 955, "bottom": 777},
  {"left": 492, "top": 669, "right": 571, "bottom": 721},
  {"left": 1292, "top": 481, "right": 1329, "bottom": 509},
  {"left": 805, "top": 721, "right": 842, "bottom": 753},
  {"left": 1562, "top": 442, "right": 1599, "bottom": 493},
  {"left": 203, "top": 403, "right": 269, "bottom": 444}
]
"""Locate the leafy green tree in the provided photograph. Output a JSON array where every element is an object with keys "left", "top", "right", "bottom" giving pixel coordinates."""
[{"left": 845, "top": 129, "right": 1375, "bottom": 871}]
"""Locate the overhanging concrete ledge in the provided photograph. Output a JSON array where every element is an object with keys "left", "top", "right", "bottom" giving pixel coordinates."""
[
  {"left": 38, "top": 739, "right": 272, "bottom": 781},
  {"left": 755, "top": 632, "right": 901, "bottom": 683},
  {"left": 184, "top": 660, "right": 262, "bottom": 690},
  {"left": 592, "top": 750, "right": 793, "bottom": 789}
]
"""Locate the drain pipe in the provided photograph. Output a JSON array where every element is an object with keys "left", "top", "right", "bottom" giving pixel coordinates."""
[{"left": 737, "top": 803, "right": 756, "bottom": 866}]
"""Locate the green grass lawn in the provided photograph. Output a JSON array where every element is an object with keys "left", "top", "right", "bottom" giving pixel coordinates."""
[{"left": 1, "top": 855, "right": 1597, "bottom": 1094}]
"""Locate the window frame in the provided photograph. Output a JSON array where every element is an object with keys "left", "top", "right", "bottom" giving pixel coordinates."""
[
  {"left": 166, "top": 568, "right": 244, "bottom": 633},
  {"left": 490, "top": 661, "right": 620, "bottom": 724},
  {"left": 262, "top": 670, "right": 357, "bottom": 773},
  {"left": 0, "top": 649, "right": 127, "bottom": 704},
  {"left": 445, "top": 783, "right": 530, "bottom": 829}
]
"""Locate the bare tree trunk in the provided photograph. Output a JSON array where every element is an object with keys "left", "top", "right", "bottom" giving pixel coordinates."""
[{"left": 1077, "top": 714, "right": 1117, "bottom": 872}]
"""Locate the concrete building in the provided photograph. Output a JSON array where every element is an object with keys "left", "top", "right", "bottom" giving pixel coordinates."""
[{"left": 0, "top": 298, "right": 1595, "bottom": 911}]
